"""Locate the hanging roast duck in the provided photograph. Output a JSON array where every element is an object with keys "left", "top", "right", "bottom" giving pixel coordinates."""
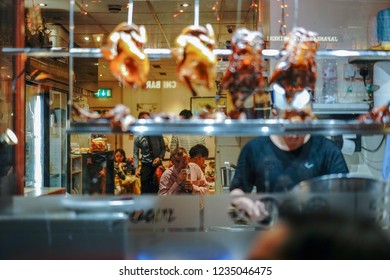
[
  {"left": 218, "top": 28, "right": 265, "bottom": 111},
  {"left": 101, "top": 22, "right": 150, "bottom": 89},
  {"left": 171, "top": 24, "right": 217, "bottom": 96}
]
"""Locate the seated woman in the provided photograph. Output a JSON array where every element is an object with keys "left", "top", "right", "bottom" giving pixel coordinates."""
[{"left": 114, "top": 148, "right": 141, "bottom": 195}]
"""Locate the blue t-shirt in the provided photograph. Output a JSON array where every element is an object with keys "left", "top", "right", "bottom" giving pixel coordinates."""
[{"left": 230, "top": 136, "right": 349, "bottom": 193}]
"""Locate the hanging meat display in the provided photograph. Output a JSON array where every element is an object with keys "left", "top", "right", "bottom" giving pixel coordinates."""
[
  {"left": 101, "top": 22, "right": 150, "bottom": 89},
  {"left": 269, "top": 27, "right": 319, "bottom": 120},
  {"left": 269, "top": 27, "right": 319, "bottom": 103},
  {"left": 358, "top": 102, "right": 390, "bottom": 123},
  {"left": 72, "top": 104, "right": 135, "bottom": 132},
  {"left": 218, "top": 28, "right": 265, "bottom": 112},
  {"left": 171, "top": 24, "right": 217, "bottom": 96}
]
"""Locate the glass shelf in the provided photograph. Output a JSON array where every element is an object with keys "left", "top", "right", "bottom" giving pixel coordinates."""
[
  {"left": 2, "top": 47, "right": 390, "bottom": 60},
  {"left": 67, "top": 119, "right": 390, "bottom": 136},
  {"left": 5, "top": 46, "right": 388, "bottom": 136}
]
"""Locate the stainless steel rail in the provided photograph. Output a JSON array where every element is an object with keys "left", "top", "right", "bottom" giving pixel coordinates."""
[
  {"left": 67, "top": 119, "right": 390, "bottom": 136},
  {"left": 2, "top": 47, "right": 390, "bottom": 60}
]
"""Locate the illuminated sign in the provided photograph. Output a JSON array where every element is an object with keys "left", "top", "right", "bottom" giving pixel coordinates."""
[
  {"left": 93, "top": 88, "right": 112, "bottom": 98},
  {"left": 146, "top": 80, "right": 177, "bottom": 89},
  {"left": 267, "top": 35, "right": 340, "bottom": 42}
]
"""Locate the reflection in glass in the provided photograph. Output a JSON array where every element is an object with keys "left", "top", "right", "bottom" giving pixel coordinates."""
[{"left": 25, "top": 89, "right": 44, "bottom": 188}]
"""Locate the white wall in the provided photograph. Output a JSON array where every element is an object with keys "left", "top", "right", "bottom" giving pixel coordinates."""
[{"left": 268, "top": 0, "right": 388, "bottom": 50}]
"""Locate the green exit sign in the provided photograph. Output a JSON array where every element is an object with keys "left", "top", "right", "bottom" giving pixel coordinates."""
[{"left": 94, "top": 88, "right": 112, "bottom": 98}]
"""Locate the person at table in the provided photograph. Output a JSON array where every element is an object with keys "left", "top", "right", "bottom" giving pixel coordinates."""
[
  {"left": 114, "top": 148, "right": 140, "bottom": 195},
  {"left": 189, "top": 144, "right": 215, "bottom": 183},
  {"left": 158, "top": 147, "right": 208, "bottom": 195}
]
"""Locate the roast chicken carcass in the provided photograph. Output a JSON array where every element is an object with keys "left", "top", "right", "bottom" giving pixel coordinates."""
[
  {"left": 269, "top": 27, "right": 319, "bottom": 104},
  {"left": 358, "top": 102, "right": 390, "bottom": 123},
  {"left": 219, "top": 28, "right": 265, "bottom": 110},
  {"left": 171, "top": 24, "right": 217, "bottom": 96},
  {"left": 101, "top": 22, "right": 150, "bottom": 89},
  {"left": 72, "top": 104, "right": 135, "bottom": 132}
]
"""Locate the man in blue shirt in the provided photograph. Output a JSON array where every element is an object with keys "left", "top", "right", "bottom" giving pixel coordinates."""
[{"left": 229, "top": 88, "right": 349, "bottom": 221}]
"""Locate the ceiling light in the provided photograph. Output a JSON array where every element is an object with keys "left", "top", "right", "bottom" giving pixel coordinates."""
[
  {"left": 92, "top": 34, "right": 104, "bottom": 47},
  {"left": 84, "top": 37, "right": 90, "bottom": 41},
  {"left": 181, "top": 3, "right": 190, "bottom": 8},
  {"left": 92, "top": 34, "right": 103, "bottom": 42},
  {"left": 38, "top": 3, "right": 47, "bottom": 7}
]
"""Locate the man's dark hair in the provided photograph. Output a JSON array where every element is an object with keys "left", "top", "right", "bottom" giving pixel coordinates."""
[
  {"left": 179, "top": 109, "right": 193, "bottom": 119},
  {"left": 114, "top": 148, "right": 126, "bottom": 159},
  {"left": 189, "top": 144, "right": 209, "bottom": 158},
  {"left": 170, "top": 147, "right": 187, "bottom": 159},
  {"left": 138, "top": 111, "right": 150, "bottom": 119}
]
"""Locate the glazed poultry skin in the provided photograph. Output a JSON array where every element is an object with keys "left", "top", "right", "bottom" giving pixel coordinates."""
[
  {"left": 269, "top": 27, "right": 319, "bottom": 103},
  {"left": 72, "top": 104, "right": 135, "bottom": 132},
  {"left": 171, "top": 24, "right": 217, "bottom": 96},
  {"left": 358, "top": 102, "right": 390, "bottom": 123},
  {"left": 101, "top": 22, "right": 150, "bottom": 89},
  {"left": 219, "top": 28, "right": 265, "bottom": 110}
]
